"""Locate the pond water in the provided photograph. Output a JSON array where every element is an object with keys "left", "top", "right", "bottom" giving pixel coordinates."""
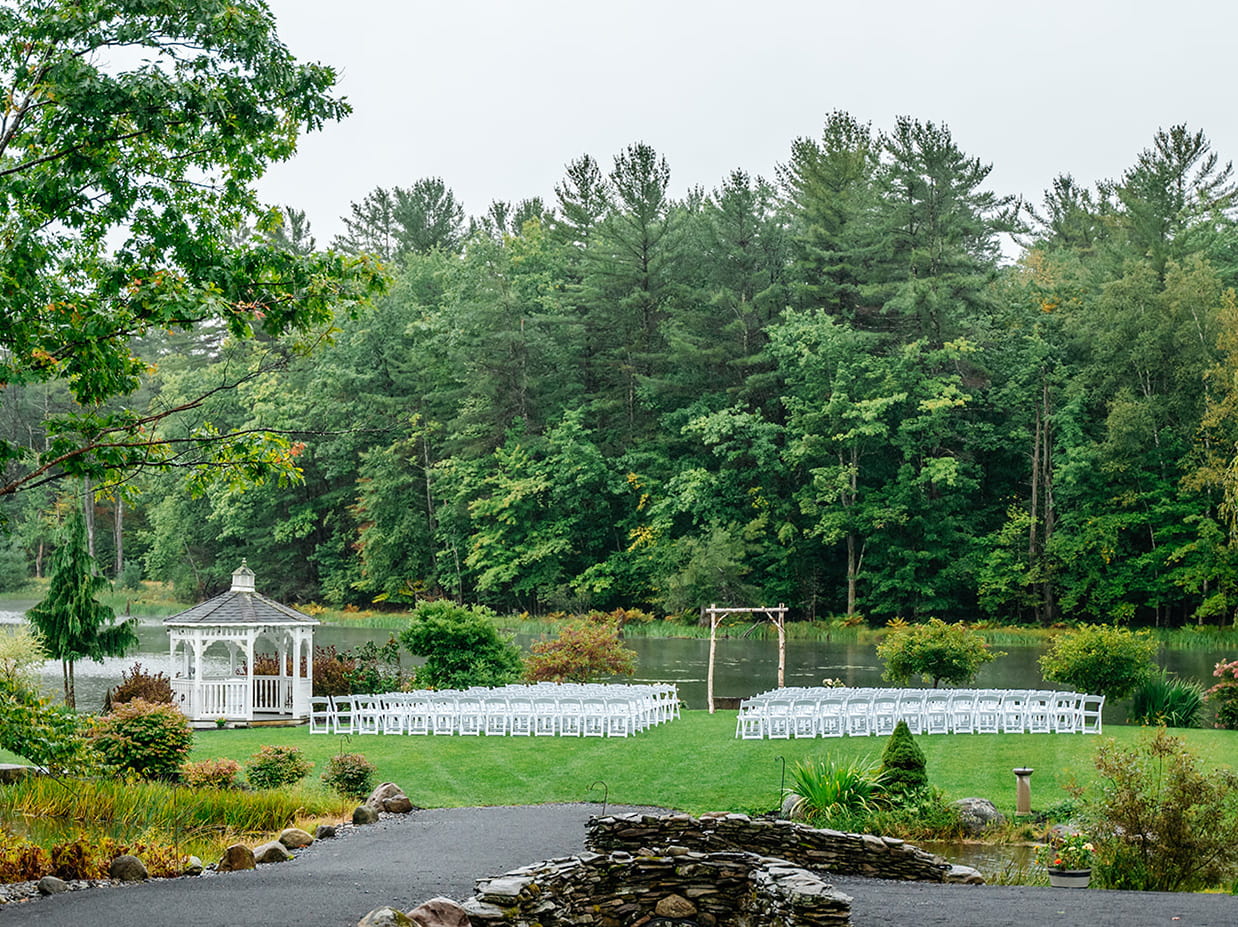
[{"left": 1, "top": 602, "right": 1230, "bottom": 714}]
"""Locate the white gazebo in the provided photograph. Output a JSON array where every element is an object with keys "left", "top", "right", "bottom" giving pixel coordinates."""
[{"left": 164, "top": 561, "right": 317, "bottom": 725}]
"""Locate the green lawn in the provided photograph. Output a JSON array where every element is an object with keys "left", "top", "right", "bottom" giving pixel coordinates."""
[{"left": 175, "top": 714, "right": 1238, "bottom": 818}]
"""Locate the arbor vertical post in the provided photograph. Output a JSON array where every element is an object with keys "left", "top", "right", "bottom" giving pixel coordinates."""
[
  {"left": 704, "top": 604, "right": 789, "bottom": 713},
  {"left": 707, "top": 604, "right": 719, "bottom": 714}
]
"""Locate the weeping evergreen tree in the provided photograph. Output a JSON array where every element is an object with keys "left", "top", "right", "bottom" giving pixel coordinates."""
[{"left": 27, "top": 503, "right": 137, "bottom": 709}]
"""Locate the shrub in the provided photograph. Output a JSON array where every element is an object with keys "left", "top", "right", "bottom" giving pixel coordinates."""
[
  {"left": 1205, "top": 658, "right": 1238, "bottom": 729},
  {"left": 90, "top": 699, "right": 192, "bottom": 781},
  {"left": 322, "top": 753, "right": 377, "bottom": 800},
  {"left": 180, "top": 758, "right": 241, "bottom": 789},
  {"left": 877, "top": 618, "right": 1003, "bottom": 688},
  {"left": 246, "top": 745, "right": 312, "bottom": 790},
  {"left": 0, "top": 676, "right": 96, "bottom": 776},
  {"left": 1128, "top": 669, "right": 1203, "bottom": 728},
  {"left": 879, "top": 720, "right": 928, "bottom": 798},
  {"left": 1038, "top": 624, "right": 1157, "bottom": 698},
  {"left": 399, "top": 601, "right": 523, "bottom": 689},
  {"left": 1083, "top": 727, "right": 1238, "bottom": 892},
  {"left": 525, "top": 620, "right": 637, "bottom": 683},
  {"left": 786, "top": 756, "right": 885, "bottom": 825},
  {"left": 343, "top": 638, "right": 404, "bottom": 694},
  {"left": 106, "top": 662, "right": 174, "bottom": 710}
]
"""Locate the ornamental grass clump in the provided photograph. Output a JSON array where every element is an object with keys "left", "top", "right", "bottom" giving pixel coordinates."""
[
  {"left": 1035, "top": 832, "right": 1095, "bottom": 871},
  {"left": 785, "top": 756, "right": 886, "bottom": 825}
]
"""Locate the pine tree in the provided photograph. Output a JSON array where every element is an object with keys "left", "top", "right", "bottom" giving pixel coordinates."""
[{"left": 27, "top": 502, "right": 137, "bottom": 708}]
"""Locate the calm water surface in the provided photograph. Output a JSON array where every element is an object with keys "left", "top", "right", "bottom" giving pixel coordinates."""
[{"left": 1, "top": 602, "right": 1229, "bottom": 712}]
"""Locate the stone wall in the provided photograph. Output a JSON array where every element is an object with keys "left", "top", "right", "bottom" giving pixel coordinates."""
[
  {"left": 585, "top": 812, "right": 983, "bottom": 884},
  {"left": 462, "top": 848, "right": 852, "bottom": 927}
]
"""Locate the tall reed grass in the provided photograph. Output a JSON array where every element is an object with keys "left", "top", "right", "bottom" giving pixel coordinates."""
[{"left": 0, "top": 777, "right": 351, "bottom": 859}]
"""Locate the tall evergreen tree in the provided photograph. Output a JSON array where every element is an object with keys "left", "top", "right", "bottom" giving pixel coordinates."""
[{"left": 27, "top": 502, "right": 137, "bottom": 708}]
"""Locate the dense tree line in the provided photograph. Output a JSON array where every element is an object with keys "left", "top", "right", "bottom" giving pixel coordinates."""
[{"left": 6, "top": 110, "right": 1238, "bottom": 627}]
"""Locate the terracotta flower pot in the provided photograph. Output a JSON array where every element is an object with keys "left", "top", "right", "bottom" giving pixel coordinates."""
[{"left": 1047, "top": 867, "right": 1091, "bottom": 888}]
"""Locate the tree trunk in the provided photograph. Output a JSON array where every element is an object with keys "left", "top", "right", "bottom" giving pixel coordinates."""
[
  {"left": 114, "top": 496, "right": 124, "bottom": 577},
  {"left": 83, "top": 478, "right": 95, "bottom": 561}
]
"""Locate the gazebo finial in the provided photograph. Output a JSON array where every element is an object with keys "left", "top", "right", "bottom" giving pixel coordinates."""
[{"left": 231, "top": 559, "right": 256, "bottom": 593}]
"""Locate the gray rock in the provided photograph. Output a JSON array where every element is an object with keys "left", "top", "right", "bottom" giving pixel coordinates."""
[
  {"left": 358, "top": 906, "right": 413, "bottom": 927},
  {"left": 279, "top": 827, "right": 314, "bottom": 848},
  {"left": 383, "top": 794, "right": 414, "bottom": 814},
  {"left": 108, "top": 854, "right": 148, "bottom": 882},
  {"left": 37, "top": 876, "right": 69, "bottom": 895},
  {"left": 253, "top": 840, "right": 293, "bottom": 864},
  {"left": 408, "top": 897, "right": 471, "bottom": 927},
  {"left": 353, "top": 804, "right": 379, "bottom": 825},
  {"left": 184, "top": 856, "right": 205, "bottom": 876},
  {"left": 315, "top": 824, "right": 338, "bottom": 839},
  {"left": 780, "top": 792, "right": 804, "bottom": 820},
  {"left": 952, "top": 797, "right": 1006, "bottom": 836},
  {"left": 366, "top": 782, "right": 405, "bottom": 809},
  {"left": 945, "top": 864, "right": 986, "bottom": 884},
  {"left": 217, "top": 844, "right": 256, "bottom": 872}
]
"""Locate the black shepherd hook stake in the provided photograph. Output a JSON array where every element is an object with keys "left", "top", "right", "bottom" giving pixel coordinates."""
[
  {"left": 775, "top": 755, "right": 787, "bottom": 814},
  {"left": 588, "top": 780, "right": 609, "bottom": 816},
  {"left": 338, "top": 732, "right": 353, "bottom": 756}
]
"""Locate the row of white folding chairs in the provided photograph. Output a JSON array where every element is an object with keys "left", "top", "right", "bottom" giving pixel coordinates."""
[
  {"left": 735, "top": 688, "right": 1104, "bottom": 739},
  {"left": 310, "top": 683, "right": 678, "bottom": 737}
]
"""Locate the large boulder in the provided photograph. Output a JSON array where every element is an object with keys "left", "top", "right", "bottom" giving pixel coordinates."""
[
  {"left": 366, "top": 782, "right": 415, "bottom": 814},
  {"left": 358, "top": 907, "right": 413, "bottom": 927},
  {"left": 952, "top": 797, "right": 1006, "bottom": 836},
  {"left": 109, "top": 854, "right": 148, "bottom": 882},
  {"left": 253, "top": 840, "right": 293, "bottom": 864},
  {"left": 218, "top": 844, "right": 256, "bottom": 872},
  {"left": 408, "top": 897, "right": 470, "bottom": 927},
  {"left": 279, "top": 827, "right": 314, "bottom": 849}
]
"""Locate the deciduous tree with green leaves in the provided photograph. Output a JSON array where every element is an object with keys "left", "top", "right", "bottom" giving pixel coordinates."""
[
  {"left": 877, "top": 618, "right": 1002, "bottom": 688},
  {"left": 0, "top": 0, "right": 382, "bottom": 500}
]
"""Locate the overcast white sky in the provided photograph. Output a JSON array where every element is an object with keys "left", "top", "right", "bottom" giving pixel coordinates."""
[{"left": 256, "top": 0, "right": 1237, "bottom": 246}]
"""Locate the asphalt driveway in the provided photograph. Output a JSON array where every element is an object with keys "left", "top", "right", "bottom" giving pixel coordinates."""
[{"left": 1, "top": 805, "right": 1234, "bottom": 927}]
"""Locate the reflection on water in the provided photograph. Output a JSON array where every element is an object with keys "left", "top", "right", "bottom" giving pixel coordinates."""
[
  {"left": 918, "top": 840, "right": 1039, "bottom": 878},
  {"left": 1, "top": 603, "right": 1231, "bottom": 713}
]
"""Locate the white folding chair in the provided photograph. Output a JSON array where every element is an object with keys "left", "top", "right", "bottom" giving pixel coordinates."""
[
  {"left": 923, "top": 692, "right": 950, "bottom": 735},
  {"left": 736, "top": 699, "right": 767, "bottom": 739},
  {"left": 846, "top": 694, "right": 873, "bottom": 736},
  {"left": 605, "top": 698, "right": 633, "bottom": 737},
  {"left": 999, "top": 691, "right": 1027, "bottom": 733},
  {"left": 817, "top": 696, "right": 846, "bottom": 738},
  {"left": 507, "top": 695, "right": 535, "bottom": 736},
  {"left": 581, "top": 697, "right": 608, "bottom": 736},
  {"left": 483, "top": 696, "right": 510, "bottom": 735},
  {"left": 791, "top": 698, "right": 819, "bottom": 738},
  {"left": 763, "top": 699, "right": 793, "bottom": 739},
  {"left": 380, "top": 694, "right": 406, "bottom": 734},
  {"left": 533, "top": 696, "right": 559, "bottom": 735},
  {"left": 1024, "top": 692, "right": 1053, "bottom": 734},
  {"left": 331, "top": 695, "right": 355, "bottom": 735},
  {"left": 974, "top": 692, "right": 1001, "bottom": 733},
  {"left": 431, "top": 693, "right": 459, "bottom": 735},
  {"left": 871, "top": 694, "right": 899, "bottom": 736},
  {"left": 558, "top": 697, "right": 584, "bottom": 736},
  {"left": 309, "top": 696, "right": 332, "bottom": 734},
  {"left": 1050, "top": 692, "right": 1081, "bottom": 733},
  {"left": 896, "top": 691, "right": 927, "bottom": 735},
  {"left": 457, "top": 695, "right": 484, "bottom": 735},
  {"left": 948, "top": 691, "right": 976, "bottom": 734},
  {"left": 405, "top": 695, "right": 432, "bottom": 735},
  {"left": 1078, "top": 694, "right": 1105, "bottom": 733}
]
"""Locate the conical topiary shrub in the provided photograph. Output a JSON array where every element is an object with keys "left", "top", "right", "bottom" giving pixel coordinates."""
[{"left": 879, "top": 720, "right": 927, "bottom": 798}]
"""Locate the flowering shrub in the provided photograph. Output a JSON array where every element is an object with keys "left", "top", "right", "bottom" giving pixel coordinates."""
[
  {"left": 180, "top": 758, "right": 241, "bottom": 789},
  {"left": 90, "top": 699, "right": 192, "bottom": 781},
  {"left": 245, "top": 745, "right": 312, "bottom": 790},
  {"left": 1035, "top": 832, "right": 1095, "bottom": 870},
  {"left": 1205, "top": 658, "right": 1238, "bottom": 729}
]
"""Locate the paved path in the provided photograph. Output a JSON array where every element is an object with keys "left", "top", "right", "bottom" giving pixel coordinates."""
[{"left": 1, "top": 805, "right": 1235, "bottom": 927}]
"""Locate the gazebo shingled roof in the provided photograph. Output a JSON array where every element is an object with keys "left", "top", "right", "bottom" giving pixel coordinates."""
[{"left": 163, "top": 559, "right": 318, "bottom": 627}]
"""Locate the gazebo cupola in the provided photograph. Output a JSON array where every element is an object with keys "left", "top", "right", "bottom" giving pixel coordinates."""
[{"left": 164, "top": 561, "right": 318, "bottom": 725}]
